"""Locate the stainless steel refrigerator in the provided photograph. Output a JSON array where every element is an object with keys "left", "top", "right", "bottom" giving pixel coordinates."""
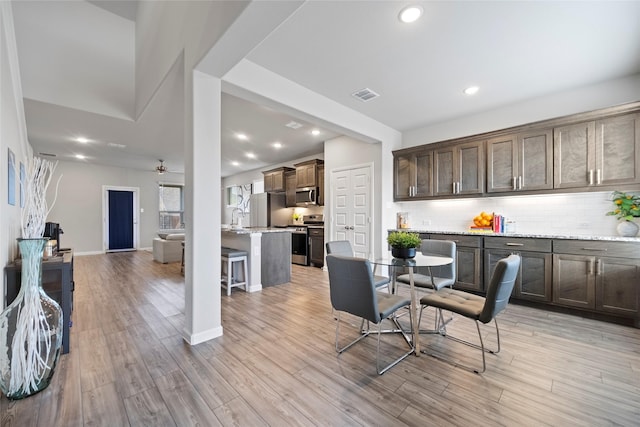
[{"left": 249, "top": 193, "right": 287, "bottom": 227}]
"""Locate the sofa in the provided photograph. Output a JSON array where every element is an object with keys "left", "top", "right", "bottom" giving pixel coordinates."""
[{"left": 152, "top": 231, "right": 185, "bottom": 263}]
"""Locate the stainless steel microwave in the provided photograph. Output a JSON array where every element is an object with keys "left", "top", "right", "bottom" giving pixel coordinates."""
[{"left": 295, "top": 187, "right": 317, "bottom": 205}]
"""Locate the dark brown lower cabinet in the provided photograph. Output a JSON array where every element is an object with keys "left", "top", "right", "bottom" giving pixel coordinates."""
[
  {"left": 552, "top": 240, "right": 640, "bottom": 321},
  {"left": 486, "top": 249, "right": 552, "bottom": 302}
]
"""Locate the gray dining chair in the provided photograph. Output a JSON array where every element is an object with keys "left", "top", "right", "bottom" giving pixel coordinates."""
[
  {"left": 419, "top": 254, "right": 520, "bottom": 373},
  {"left": 326, "top": 254, "right": 414, "bottom": 375},
  {"left": 326, "top": 240, "right": 391, "bottom": 292}
]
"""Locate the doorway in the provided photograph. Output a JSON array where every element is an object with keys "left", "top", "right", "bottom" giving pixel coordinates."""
[
  {"left": 103, "top": 186, "right": 139, "bottom": 252},
  {"left": 330, "top": 164, "right": 373, "bottom": 259}
]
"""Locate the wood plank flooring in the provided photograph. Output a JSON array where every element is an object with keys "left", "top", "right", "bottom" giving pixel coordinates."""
[{"left": 2, "top": 250, "right": 640, "bottom": 426}]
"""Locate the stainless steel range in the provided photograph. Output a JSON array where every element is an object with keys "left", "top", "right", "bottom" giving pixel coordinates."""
[{"left": 289, "top": 214, "right": 324, "bottom": 266}]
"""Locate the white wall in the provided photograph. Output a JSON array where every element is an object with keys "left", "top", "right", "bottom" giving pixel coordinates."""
[
  {"left": 403, "top": 73, "right": 640, "bottom": 147},
  {"left": 1, "top": 3, "right": 32, "bottom": 307},
  {"left": 398, "top": 74, "right": 640, "bottom": 237},
  {"left": 45, "top": 160, "right": 184, "bottom": 254}
]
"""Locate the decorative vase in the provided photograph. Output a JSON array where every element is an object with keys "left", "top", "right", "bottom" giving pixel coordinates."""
[
  {"left": 391, "top": 247, "right": 417, "bottom": 259},
  {"left": 616, "top": 220, "right": 639, "bottom": 237},
  {"left": 0, "top": 238, "right": 63, "bottom": 400}
]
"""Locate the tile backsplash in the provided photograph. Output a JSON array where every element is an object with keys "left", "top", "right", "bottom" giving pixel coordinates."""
[{"left": 398, "top": 191, "right": 629, "bottom": 237}]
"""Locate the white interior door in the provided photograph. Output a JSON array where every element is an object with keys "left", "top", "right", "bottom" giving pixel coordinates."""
[{"left": 331, "top": 165, "right": 372, "bottom": 259}]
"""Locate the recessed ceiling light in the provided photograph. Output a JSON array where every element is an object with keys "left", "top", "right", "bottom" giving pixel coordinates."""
[
  {"left": 246, "top": 152, "right": 256, "bottom": 159},
  {"left": 236, "top": 133, "right": 248, "bottom": 140},
  {"left": 75, "top": 154, "right": 86, "bottom": 159},
  {"left": 76, "top": 137, "right": 89, "bottom": 143},
  {"left": 399, "top": 5, "right": 423, "bottom": 23},
  {"left": 231, "top": 161, "right": 239, "bottom": 166},
  {"left": 311, "top": 129, "right": 320, "bottom": 136},
  {"left": 273, "top": 142, "right": 282, "bottom": 149},
  {"left": 464, "top": 86, "right": 479, "bottom": 95}
]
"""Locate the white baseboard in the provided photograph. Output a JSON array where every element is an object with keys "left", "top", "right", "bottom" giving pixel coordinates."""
[
  {"left": 74, "top": 250, "right": 105, "bottom": 256},
  {"left": 182, "top": 326, "right": 223, "bottom": 345}
]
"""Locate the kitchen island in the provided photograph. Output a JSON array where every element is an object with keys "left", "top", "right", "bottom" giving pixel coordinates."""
[{"left": 222, "top": 227, "right": 292, "bottom": 292}]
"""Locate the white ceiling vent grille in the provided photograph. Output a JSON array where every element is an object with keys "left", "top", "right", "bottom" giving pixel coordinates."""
[
  {"left": 285, "top": 121, "right": 303, "bottom": 129},
  {"left": 352, "top": 88, "right": 380, "bottom": 102}
]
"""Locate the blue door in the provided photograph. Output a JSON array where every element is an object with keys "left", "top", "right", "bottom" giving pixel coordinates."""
[{"left": 108, "top": 190, "right": 134, "bottom": 251}]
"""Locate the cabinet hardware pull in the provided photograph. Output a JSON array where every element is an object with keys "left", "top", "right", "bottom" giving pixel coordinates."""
[
  {"left": 505, "top": 243, "right": 524, "bottom": 246},
  {"left": 596, "top": 259, "right": 602, "bottom": 276},
  {"left": 513, "top": 176, "right": 517, "bottom": 191},
  {"left": 588, "top": 170, "right": 594, "bottom": 185},
  {"left": 582, "top": 247, "right": 607, "bottom": 251},
  {"left": 588, "top": 259, "right": 594, "bottom": 275},
  {"left": 518, "top": 176, "right": 523, "bottom": 190},
  {"left": 596, "top": 169, "right": 602, "bottom": 185}
]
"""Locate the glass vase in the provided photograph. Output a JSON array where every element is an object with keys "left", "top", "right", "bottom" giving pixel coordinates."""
[{"left": 0, "top": 238, "right": 63, "bottom": 400}]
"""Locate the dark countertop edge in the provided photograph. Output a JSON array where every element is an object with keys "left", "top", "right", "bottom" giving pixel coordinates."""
[{"left": 388, "top": 229, "right": 640, "bottom": 242}]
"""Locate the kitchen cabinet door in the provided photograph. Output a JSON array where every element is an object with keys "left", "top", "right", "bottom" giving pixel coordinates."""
[
  {"left": 434, "top": 140, "right": 484, "bottom": 196},
  {"left": 553, "top": 121, "right": 596, "bottom": 189},
  {"left": 455, "top": 246, "right": 483, "bottom": 291},
  {"left": 393, "top": 149, "right": 432, "bottom": 200},
  {"left": 519, "top": 129, "right": 553, "bottom": 191},
  {"left": 487, "top": 135, "right": 517, "bottom": 193},
  {"left": 596, "top": 113, "right": 640, "bottom": 186},
  {"left": 263, "top": 167, "right": 293, "bottom": 193},
  {"left": 485, "top": 248, "right": 551, "bottom": 302},
  {"left": 294, "top": 159, "right": 323, "bottom": 188},
  {"left": 285, "top": 170, "right": 296, "bottom": 207},
  {"left": 595, "top": 257, "right": 640, "bottom": 317},
  {"left": 317, "top": 165, "right": 325, "bottom": 206},
  {"left": 552, "top": 254, "right": 595, "bottom": 309},
  {"left": 487, "top": 131, "right": 553, "bottom": 193}
]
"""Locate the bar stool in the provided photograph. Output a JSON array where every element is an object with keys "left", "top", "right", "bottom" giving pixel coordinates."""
[{"left": 221, "top": 247, "right": 248, "bottom": 296}]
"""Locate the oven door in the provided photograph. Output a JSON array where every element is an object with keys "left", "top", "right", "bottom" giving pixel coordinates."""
[{"left": 291, "top": 231, "right": 308, "bottom": 265}]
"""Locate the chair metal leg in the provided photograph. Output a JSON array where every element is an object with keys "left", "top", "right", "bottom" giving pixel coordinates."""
[
  {"left": 421, "top": 316, "right": 501, "bottom": 374},
  {"left": 335, "top": 312, "right": 370, "bottom": 353},
  {"left": 334, "top": 310, "right": 414, "bottom": 375},
  {"left": 376, "top": 310, "right": 414, "bottom": 375}
]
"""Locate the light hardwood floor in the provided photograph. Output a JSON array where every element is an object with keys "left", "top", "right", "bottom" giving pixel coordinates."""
[{"left": 2, "top": 250, "right": 640, "bottom": 426}]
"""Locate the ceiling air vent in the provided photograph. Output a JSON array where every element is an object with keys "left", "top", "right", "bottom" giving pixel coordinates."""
[
  {"left": 352, "top": 88, "right": 380, "bottom": 102},
  {"left": 39, "top": 152, "right": 57, "bottom": 157},
  {"left": 285, "top": 121, "right": 303, "bottom": 129}
]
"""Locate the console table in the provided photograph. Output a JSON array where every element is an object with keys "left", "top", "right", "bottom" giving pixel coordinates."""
[{"left": 4, "top": 250, "right": 74, "bottom": 354}]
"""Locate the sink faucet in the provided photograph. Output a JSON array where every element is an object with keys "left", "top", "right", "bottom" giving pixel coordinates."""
[{"left": 231, "top": 207, "right": 245, "bottom": 225}]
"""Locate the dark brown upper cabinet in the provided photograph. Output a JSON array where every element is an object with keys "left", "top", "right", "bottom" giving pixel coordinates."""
[
  {"left": 263, "top": 167, "right": 294, "bottom": 193},
  {"left": 487, "top": 129, "right": 553, "bottom": 193},
  {"left": 393, "top": 148, "right": 433, "bottom": 200},
  {"left": 433, "top": 140, "right": 484, "bottom": 197}
]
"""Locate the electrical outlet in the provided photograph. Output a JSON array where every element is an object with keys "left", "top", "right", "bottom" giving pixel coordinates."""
[
  {"left": 577, "top": 222, "right": 590, "bottom": 229},
  {"left": 422, "top": 219, "right": 431, "bottom": 226}
]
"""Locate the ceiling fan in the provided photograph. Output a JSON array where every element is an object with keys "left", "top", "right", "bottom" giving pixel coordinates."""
[{"left": 155, "top": 160, "right": 168, "bottom": 175}]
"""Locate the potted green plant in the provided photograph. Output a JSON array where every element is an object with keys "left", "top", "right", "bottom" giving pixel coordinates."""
[
  {"left": 606, "top": 191, "right": 640, "bottom": 237},
  {"left": 387, "top": 231, "right": 421, "bottom": 259}
]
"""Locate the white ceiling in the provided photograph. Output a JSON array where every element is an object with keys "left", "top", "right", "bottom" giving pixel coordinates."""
[{"left": 11, "top": 1, "right": 640, "bottom": 178}]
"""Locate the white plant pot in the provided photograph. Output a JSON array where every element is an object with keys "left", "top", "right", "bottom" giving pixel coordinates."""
[{"left": 616, "top": 220, "right": 639, "bottom": 237}]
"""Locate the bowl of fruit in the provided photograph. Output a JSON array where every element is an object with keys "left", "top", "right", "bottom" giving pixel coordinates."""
[{"left": 472, "top": 211, "right": 494, "bottom": 229}]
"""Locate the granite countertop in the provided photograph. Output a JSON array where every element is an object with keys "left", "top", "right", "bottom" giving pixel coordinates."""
[
  {"left": 222, "top": 227, "right": 293, "bottom": 235},
  {"left": 389, "top": 228, "right": 640, "bottom": 242}
]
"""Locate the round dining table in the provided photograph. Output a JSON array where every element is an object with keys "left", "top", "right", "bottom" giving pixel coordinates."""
[{"left": 372, "top": 252, "right": 454, "bottom": 355}]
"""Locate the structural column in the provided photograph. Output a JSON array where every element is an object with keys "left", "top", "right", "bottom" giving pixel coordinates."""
[{"left": 182, "top": 69, "right": 222, "bottom": 344}]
